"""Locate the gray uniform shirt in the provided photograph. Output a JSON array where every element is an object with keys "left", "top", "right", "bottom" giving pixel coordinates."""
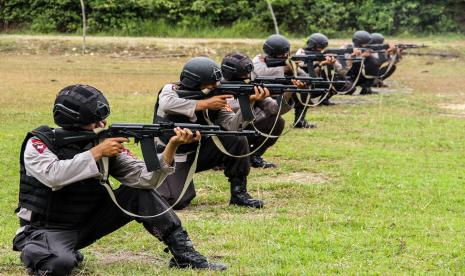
[
  {"left": 18, "top": 136, "right": 174, "bottom": 226},
  {"left": 247, "top": 54, "right": 297, "bottom": 119},
  {"left": 251, "top": 54, "right": 286, "bottom": 79},
  {"left": 157, "top": 83, "right": 246, "bottom": 131},
  {"left": 295, "top": 48, "right": 345, "bottom": 75}
]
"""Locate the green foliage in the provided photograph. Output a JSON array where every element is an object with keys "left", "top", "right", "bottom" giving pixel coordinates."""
[{"left": 0, "top": 0, "right": 463, "bottom": 37}]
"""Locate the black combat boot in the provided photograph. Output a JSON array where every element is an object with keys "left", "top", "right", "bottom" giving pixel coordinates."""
[
  {"left": 75, "top": 250, "right": 84, "bottom": 264},
  {"left": 360, "top": 87, "right": 378, "bottom": 95},
  {"left": 294, "top": 106, "right": 316, "bottom": 129},
  {"left": 229, "top": 177, "right": 264, "bottom": 208},
  {"left": 320, "top": 98, "right": 335, "bottom": 106},
  {"left": 294, "top": 119, "right": 317, "bottom": 129},
  {"left": 373, "top": 79, "right": 388, "bottom": 88},
  {"left": 164, "top": 227, "right": 227, "bottom": 270},
  {"left": 250, "top": 155, "right": 276, "bottom": 169}
]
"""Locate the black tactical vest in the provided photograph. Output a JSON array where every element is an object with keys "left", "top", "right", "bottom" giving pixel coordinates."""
[{"left": 18, "top": 125, "right": 108, "bottom": 228}]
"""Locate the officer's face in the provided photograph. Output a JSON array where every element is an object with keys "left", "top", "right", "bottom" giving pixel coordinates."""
[
  {"left": 81, "top": 120, "right": 107, "bottom": 130},
  {"left": 275, "top": 52, "right": 289, "bottom": 59},
  {"left": 200, "top": 82, "right": 220, "bottom": 90},
  {"left": 239, "top": 73, "right": 251, "bottom": 80}
]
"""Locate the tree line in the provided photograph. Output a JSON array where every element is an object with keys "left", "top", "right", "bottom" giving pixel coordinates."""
[{"left": 1, "top": 0, "right": 464, "bottom": 37}]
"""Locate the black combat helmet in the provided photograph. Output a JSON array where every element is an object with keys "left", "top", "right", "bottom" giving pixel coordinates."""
[
  {"left": 263, "top": 34, "right": 291, "bottom": 57},
  {"left": 306, "top": 33, "right": 329, "bottom": 51},
  {"left": 221, "top": 52, "right": 254, "bottom": 81},
  {"left": 180, "top": 57, "right": 222, "bottom": 89},
  {"left": 53, "top": 84, "right": 110, "bottom": 129},
  {"left": 352, "top": 30, "right": 372, "bottom": 47},
  {"left": 370, "top": 33, "right": 385, "bottom": 44}
]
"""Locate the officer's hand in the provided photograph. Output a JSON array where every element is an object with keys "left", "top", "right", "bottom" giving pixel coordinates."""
[
  {"left": 321, "top": 55, "right": 336, "bottom": 65},
  {"left": 291, "top": 79, "right": 307, "bottom": 89},
  {"left": 169, "top": 127, "right": 201, "bottom": 146},
  {"left": 361, "top": 49, "right": 372, "bottom": 57},
  {"left": 249, "top": 86, "right": 270, "bottom": 102},
  {"left": 352, "top": 48, "right": 362, "bottom": 57},
  {"left": 398, "top": 47, "right": 405, "bottom": 57},
  {"left": 91, "top": 137, "right": 129, "bottom": 160},
  {"left": 162, "top": 128, "right": 201, "bottom": 165},
  {"left": 388, "top": 43, "right": 396, "bottom": 53},
  {"left": 198, "top": 95, "right": 233, "bottom": 110},
  {"left": 283, "top": 91, "right": 294, "bottom": 101}
]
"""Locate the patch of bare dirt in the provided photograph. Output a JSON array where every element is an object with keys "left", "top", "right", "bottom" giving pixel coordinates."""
[
  {"left": 91, "top": 250, "right": 164, "bottom": 266},
  {"left": 0, "top": 35, "right": 264, "bottom": 58},
  {"left": 440, "top": 103, "right": 465, "bottom": 111},
  {"left": 438, "top": 103, "right": 465, "bottom": 118},
  {"left": 331, "top": 95, "right": 377, "bottom": 105},
  {"left": 251, "top": 171, "right": 329, "bottom": 185}
]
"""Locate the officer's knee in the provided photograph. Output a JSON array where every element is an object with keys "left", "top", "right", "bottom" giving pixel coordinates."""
[
  {"left": 41, "top": 253, "right": 77, "bottom": 276},
  {"left": 21, "top": 243, "right": 52, "bottom": 273},
  {"left": 275, "top": 116, "right": 286, "bottom": 134},
  {"left": 234, "top": 136, "right": 249, "bottom": 153}
]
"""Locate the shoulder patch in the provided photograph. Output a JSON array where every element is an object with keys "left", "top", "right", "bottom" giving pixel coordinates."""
[
  {"left": 121, "top": 147, "right": 138, "bottom": 159},
  {"left": 223, "top": 104, "right": 233, "bottom": 112},
  {"left": 31, "top": 138, "right": 47, "bottom": 154}
]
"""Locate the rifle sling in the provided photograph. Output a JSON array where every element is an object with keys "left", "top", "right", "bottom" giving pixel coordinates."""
[
  {"left": 293, "top": 64, "right": 335, "bottom": 107},
  {"left": 97, "top": 140, "right": 202, "bottom": 219},
  {"left": 203, "top": 98, "right": 284, "bottom": 157},
  {"left": 379, "top": 52, "right": 398, "bottom": 80},
  {"left": 331, "top": 58, "right": 364, "bottom": 95}
]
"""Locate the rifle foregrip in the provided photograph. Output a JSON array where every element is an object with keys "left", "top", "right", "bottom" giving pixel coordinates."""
[
  {"left": 140, "top": 137, "right": 161, "bottom": 172},
  {"left": 238, "top": 94, "right": 255, "bottom": 122}
]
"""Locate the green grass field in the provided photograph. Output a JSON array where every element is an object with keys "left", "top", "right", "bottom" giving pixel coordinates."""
[{"left": 1, "top": 35, "right": 465, "bottom": 275}]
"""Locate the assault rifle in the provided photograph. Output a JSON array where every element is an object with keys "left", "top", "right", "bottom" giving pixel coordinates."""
[
  {"left": 176, "top": 83, "right": 327, "bottom": 121},
  {"left": 266, "top": 53, "right": 359, "bottom": 68},
  {"left": 325, "top": 44, "right": 427, "bottom": 56},
  {"left": 291, "top": 53, "right": 360, "bottom": 63},
  {"left": 369, "top": 43, "right": 428, "bottom": 50},
  {"left": 253, "top": 76, "right": 347, "bottom": 86},
  {"left": 264, "top": 57, "right": 288, "bottom": 67},
  {"left": 323, "top": 47, "right": 385, "bottom": 55},
  {"left": 53, "top": 122, "right": 256, "bottom": 171},
  {"left": 291, "top": 52, "right": 363, "bottom": 75}
]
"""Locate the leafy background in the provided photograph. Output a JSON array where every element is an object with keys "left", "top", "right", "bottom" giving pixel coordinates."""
[{"left": 1, "top": 0, "right": 464, "bottom": 37}]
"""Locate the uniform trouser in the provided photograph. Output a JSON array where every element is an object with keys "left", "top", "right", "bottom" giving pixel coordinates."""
[
  {"left": 292, "top": 93, "right": 309, "bottom": 122},
  {"left": 12, "top": 186, "right": 181, "bottom": 276},
  {"left": 379, "top": 64, "right": 397, "bottom": 80},
  {"left": 157, "top": 136, "right": 250, "bottom": 210},
  {"left": 348, "top": 58, "right": 379, "bottom": 89},
  {"left": 246, "top": 114, "right": 285, "bottom": 157}
]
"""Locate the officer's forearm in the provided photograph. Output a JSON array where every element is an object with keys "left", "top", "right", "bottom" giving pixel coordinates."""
[
  {"left": 195, "top": 99, "right": 208, "bottom": 111},
  {"left": 162, "top": 142, "right": 178, "bottom": 166},
  {"left": 90, "top": 146, "right": 103, "bottom": 160}
]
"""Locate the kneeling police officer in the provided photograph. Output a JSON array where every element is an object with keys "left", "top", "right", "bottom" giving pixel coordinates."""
[
  {"left": 155, "top": 57, "right": 264, "bottom": 209},
  {"left": 12, "top": 84, "right": 226, "bottom": 275}
]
